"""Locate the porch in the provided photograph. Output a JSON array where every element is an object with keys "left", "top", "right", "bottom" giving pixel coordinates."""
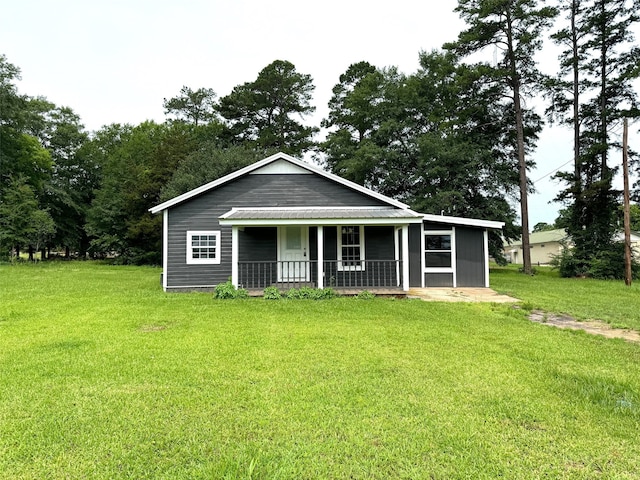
[
  {"left": 219, "top": 207, "right": 424, "bottom": 292},
  {"left": 238, "top": 259, "right": 404, "bottom": 291}
]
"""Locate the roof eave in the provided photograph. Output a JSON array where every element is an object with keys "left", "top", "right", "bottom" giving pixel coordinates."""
[{"left": 423, "top": 213, "right": 505, "bottom": 230}]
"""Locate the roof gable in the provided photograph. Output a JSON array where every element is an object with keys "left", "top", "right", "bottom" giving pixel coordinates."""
[{"left": 149, "top": 152, "right": 408, "bottom": 214}]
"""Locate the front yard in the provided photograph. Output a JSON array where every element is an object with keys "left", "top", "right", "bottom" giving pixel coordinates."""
[{"left": 0, "top": 262, "right": 638, "bottom": 478}]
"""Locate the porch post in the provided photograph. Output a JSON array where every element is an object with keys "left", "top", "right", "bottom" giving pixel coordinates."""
[
  {"left": 317, "top": 226, "right": 324, "bottom": 289},
  {"left": 231, "top": 226, "right": 239, "bottom": 287},
  {"left": 394, "top": 227, "right": 400, "bottom": 287},
  {"left": 401, "top": 224, "right": 410, "bottom": 292},
  {"left": 483, "top": 229, "right": 490, "bottom": 288}
]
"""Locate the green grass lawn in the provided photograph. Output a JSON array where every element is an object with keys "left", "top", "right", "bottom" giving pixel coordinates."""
[
  {"left": 491, "top": 264, "right": 640, "bottom": 331},
  {"left": 1, "top": 262, "right": 639, "bottom": 479}
]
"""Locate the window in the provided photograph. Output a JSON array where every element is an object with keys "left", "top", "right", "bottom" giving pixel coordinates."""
[
  {"left": 425, "top": 233, "right": 452, "bottom": 268},
  {"left": 187, "top": 231, "right": 221, "bottom": 264},
  {"left": 338, "top": 225, "right": 365, "bottom": 270}
]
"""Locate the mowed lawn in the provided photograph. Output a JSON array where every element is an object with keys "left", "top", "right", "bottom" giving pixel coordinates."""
[
  {"left": 491, "top": 265, "right": 640, "bottom": 331},
  {"left": 1, "top": 263, "right": 639, "bottom": 479}
]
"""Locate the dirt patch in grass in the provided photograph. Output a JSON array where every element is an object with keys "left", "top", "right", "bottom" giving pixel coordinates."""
[{"left": 528, "top": 310, "right": 640, "bottom": 343}]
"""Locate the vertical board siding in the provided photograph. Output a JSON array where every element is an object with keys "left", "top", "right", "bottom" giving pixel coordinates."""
[
  {"left": 455, "top": 227, "right": 486, "bottom": 287},
  {"left": 239, "top": 227, "right": 277, "bottom": 262},
  {"left": 425, "top": 273, "right": 454, "bottom": 287},
  {"left": 364, "top": 226, "right": 394, "bottom": 260},
  {"left": 166, "top": 174, "right": 389, "bottom": 288}
]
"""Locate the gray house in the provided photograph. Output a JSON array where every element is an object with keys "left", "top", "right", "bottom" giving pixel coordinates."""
[{"left": 149, "top": 152, "right": 504, "bottom": 292}]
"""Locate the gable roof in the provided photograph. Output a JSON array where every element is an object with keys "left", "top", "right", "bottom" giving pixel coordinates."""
[{"left": 149, "top": 152, "right": 409, "bottom": 214}]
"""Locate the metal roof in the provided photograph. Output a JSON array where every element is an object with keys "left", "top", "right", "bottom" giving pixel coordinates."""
[
  {"left": 508, "top": 228, "right": 567, "bottom": 247},
  {"left": 219, "top": 207, "right": 424, "bottom": 225}
]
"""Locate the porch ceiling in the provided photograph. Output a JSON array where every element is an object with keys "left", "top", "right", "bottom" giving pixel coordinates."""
[{"left": 219, "top": 207, "right": 423, "bottom": 225}]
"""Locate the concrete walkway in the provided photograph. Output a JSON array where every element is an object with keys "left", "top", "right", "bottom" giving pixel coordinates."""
[{"left": 407, "top": 287, "right": 519, "bottom": 303}]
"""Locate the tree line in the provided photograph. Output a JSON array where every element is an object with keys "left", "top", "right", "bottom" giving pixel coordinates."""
[{"left": 1, "top": 0, "right": 638, "bottom": 277}]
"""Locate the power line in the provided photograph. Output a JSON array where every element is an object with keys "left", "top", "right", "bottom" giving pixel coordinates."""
[{"left": 533, "top": 159, "right": 573, "bottom": 184}]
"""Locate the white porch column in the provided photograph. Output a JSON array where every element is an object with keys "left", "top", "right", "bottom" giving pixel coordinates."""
[
  {"left": 401, "top": 224, "right": 410, "bottom": 291},
  {"left": 317, "top": 226, "right": 324, "bottom": 289},
  {"left": 484, "top": 229, "right": 490, "bottom": 288},
  {"left": 162, "top": 209, "right": 168, "bottom": 291},
  {"left": 231, "top": 226, "right": 239, "bottom": 287},
  {"left": 394, "top": 227, "right": 400, "bottom": 287}
]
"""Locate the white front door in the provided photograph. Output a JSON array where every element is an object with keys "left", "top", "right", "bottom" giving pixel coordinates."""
[{"left": 278, "top": 226, "right": 309, "bottom": 281}]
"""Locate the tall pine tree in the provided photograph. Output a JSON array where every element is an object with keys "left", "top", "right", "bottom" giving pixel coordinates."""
[{"left": 445, "top": 0, "right": 558, "bottom": 274}]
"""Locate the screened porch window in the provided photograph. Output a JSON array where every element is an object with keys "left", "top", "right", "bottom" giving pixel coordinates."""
[
  {"left": 338, "top": 225, "right": 365, "bottom": 271},
  {"left": 425, "top": 233, "right": 452, "bottom": 268},
  {"left": 187, "top": 231, "right": 221, "bottom": 264}
]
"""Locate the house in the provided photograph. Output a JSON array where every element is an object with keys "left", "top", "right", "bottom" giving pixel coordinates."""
[
  {"left": 149, "top": 152, "right": 504, "bottom": 293},
  {"left": 505, "top": 228, "right": 640, "bottom": 265},
  {"left": 506, "top": 229, "right": 567, "bottom": 265}
]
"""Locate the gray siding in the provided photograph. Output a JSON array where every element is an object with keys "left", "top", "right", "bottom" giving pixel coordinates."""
[
  {"left": 166, "top": 174, "right": 389, "bottom": 288},
  {"left": 455, "top": 227, "right": 486, "bottom": 287},
  {"left": 425, "top": 273, "right": 454, "bottom": 287},
  {"left": 365, "top": 226, "right": 394, "bottom": 260},
  {"left": 239, "top": 227, "right": 277, "bottom": 262}
]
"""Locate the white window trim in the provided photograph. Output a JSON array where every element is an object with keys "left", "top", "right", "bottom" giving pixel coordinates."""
[
  {"left": 186, "top": 230, "right": 221, "bottom": 265},
  {"left": 338, "top": 225, "right": 365, "bottom": 271},
  {"left": 424, "top": 229, "right": 456, "bottom": 285}
]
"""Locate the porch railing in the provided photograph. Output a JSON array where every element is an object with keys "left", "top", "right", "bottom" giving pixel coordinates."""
[{"left": 238, "top": 260, "right": 402, "bottom": 290}]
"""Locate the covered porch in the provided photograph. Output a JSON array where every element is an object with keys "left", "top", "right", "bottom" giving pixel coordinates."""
[{"left": 219, "top": 207, "right": 424, "bottom": 292}]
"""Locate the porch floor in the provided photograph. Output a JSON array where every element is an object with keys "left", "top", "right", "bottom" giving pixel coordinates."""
[{"left": 407, "top": 288, "right": 519, "bottom": 303}]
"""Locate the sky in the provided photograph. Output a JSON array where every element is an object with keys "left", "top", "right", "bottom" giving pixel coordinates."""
[{"left": 1, "top": 0, "right": 637, "bottom": 229}]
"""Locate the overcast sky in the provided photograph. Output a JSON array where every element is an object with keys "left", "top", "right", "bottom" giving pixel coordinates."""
[{"left": 2, "top": 0, "right": 637, "bottom": 228}]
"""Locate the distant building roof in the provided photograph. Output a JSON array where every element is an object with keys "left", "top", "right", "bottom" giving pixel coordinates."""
[
  {"left": 508, "top": 228, "right": 567, "bottom": 248},
  {"left": 508, "top": 228, "right": 640, "bottom": 248}
]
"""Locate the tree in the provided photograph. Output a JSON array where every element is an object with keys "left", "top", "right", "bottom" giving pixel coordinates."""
[
  {"left": 218, "top": 60, "right": 318, "bottom": 156},
  {"left": 320, "top": 54, "right": 527, "bottom": 262},
  {"left": 163, "top": 86, "right": 218, "bottom": 126},
  {"left": 160, "top": 145, "right": 266, "bottom": 201},
  {"left": 532, "top": 222, "right": 556, "bottom": 232},
  {"left": 321, "top": 61, "right": 390, "bottom": 187},
  {"left": 87, "top": 121, "right": 203, "bottom": 264},
  {"left": 0, "top": 177, "right": 54, "bottom": 260},
  {"left": 0, "top": 56, "right": 53, "bottom": 197},
  {"left": 547, "top": 0, "right": 639, "bottom": 276},
  {"left": 445, "top": 0, "right": 558, "bottom": 274}
]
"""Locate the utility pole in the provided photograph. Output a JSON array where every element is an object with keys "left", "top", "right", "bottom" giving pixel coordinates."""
[{"left": 622, "top": 118, "right": 632, "bottom": 286}]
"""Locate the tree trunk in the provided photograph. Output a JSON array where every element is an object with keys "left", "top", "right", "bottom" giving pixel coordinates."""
[
  {"left": 506, "top": 8, "right": 532, "bottom": 274},
  {"left": 599, "top": 0, "right": 608, "bottom": 177},
  {"left": 571, "top": 0, "right": 581, "bottom": 187},
  {"left": 623, "top": 118, "right": 632, "bottom": 286},
  {"left": 28, "top": 245, "right": 34, "bottom": 262}
]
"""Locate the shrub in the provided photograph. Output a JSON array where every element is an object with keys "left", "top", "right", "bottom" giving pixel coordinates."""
[
  {"left": 285, "top": 287, "right": 337, "bottom": 300},
  {"left": 213, "top": 280, "right": 248, "bottom": 299},
  {"left": 263, "top": 286, "right": 282, "bottom": 300},
  {"left": 551, "top": 242, "right": 639, "bottom": 280},
  {"left": 550, "top": 247, "right": 589, "bottom": 278},
  {"left": 357, "top": 290, "right": 375, "bottom": 300},
  {"left": 589, "top": 243, "right": 640, "bottom": 280}
]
